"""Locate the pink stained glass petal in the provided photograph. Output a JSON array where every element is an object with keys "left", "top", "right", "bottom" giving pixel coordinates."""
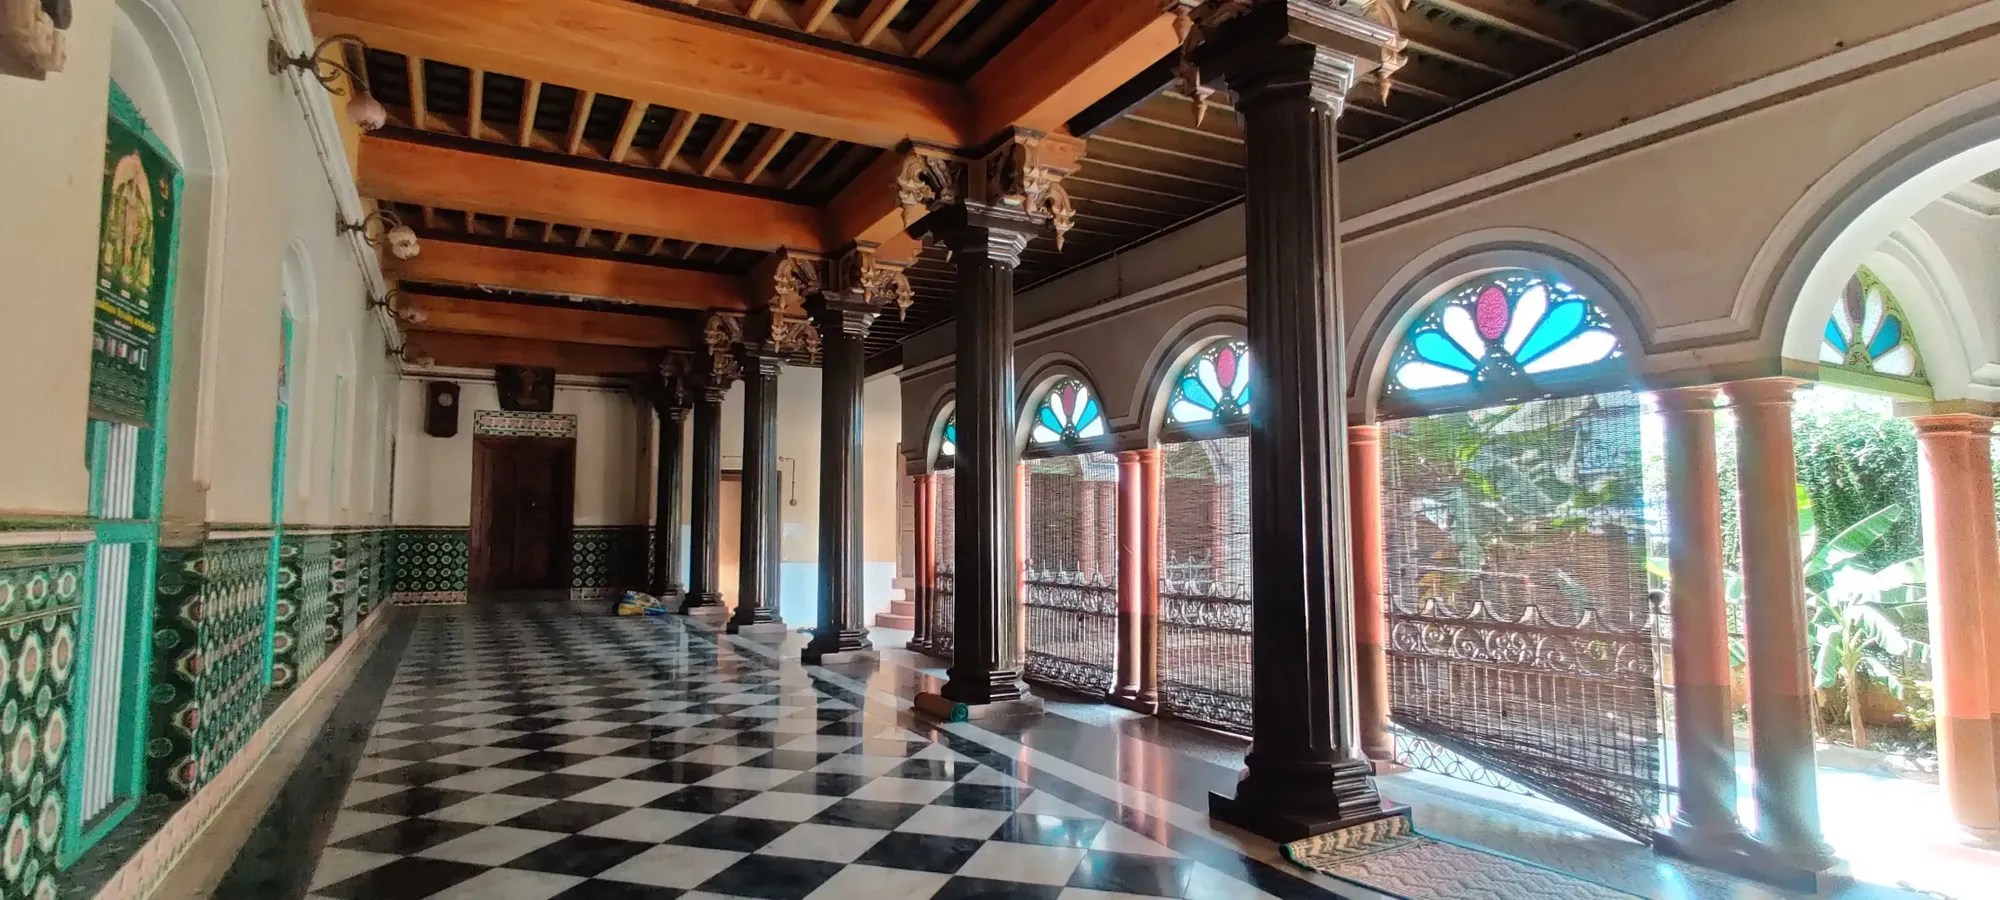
[
  {"left": 1474, "top": 284, "right": 1509, "bottom": 341},
  {"left": 1215, "top": 345, "right": 1238, "bottom": 392},
  {"left": 1059, "top": 383, "right": 1079, "bottom": 421}
]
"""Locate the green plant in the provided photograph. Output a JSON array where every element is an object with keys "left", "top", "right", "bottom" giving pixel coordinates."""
[{"left": 1806, "top": 506, "right": 1929, "bottom": 748}]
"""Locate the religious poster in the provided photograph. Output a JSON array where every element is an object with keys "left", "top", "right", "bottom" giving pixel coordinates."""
[{"left": 91, "top": 87, "right": 180, "bottom": 426}]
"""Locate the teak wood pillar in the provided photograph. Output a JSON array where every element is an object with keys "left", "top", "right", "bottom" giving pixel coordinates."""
[
  {"left": 730, "top": 325, "right": 786, "bottom": 636},
  {"left": 806, "top": 247, "right": 911, "bottom": 663},
  {"left": 1725, "top": 377, "right": 1834, "bottom": 869},
  {"left": 1652, "top": 387, "right": 1750, "bottom": 858},
  {"left": 683, "top": 378, "right": 729, "bottom": 613},
  {"left": 939, "top": 210, "right": 1032, "bottom": 705},
  {"left": 903, "top": 131, "right": 1084, "bottom": 716},
  {"left": 1202, "top": 2, "right": 1401, "bottom": 841},
  {"left": 651, "top": 401, "right": 689, "bottom": 598},
  {"left": 1346, "top": 423, "right": 1392, "bottom": 767},
  {"left": 1913, "top": 413, "right": 2000, "bottom": 834}
]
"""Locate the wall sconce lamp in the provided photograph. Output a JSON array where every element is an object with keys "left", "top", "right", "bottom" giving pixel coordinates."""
[
  {"left": 366, "top": 288, "right": 428, "bottom": 325},
  {"left": 340, "top": 210, "right": 421, "bottom": 260},
  {"left": 268, "top": 33, "right": 387, "bottom": 132}
]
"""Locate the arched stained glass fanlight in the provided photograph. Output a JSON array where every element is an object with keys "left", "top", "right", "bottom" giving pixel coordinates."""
[
  {"left": 1820, "top": 267, "right": 1924, "bottom": 382},
  {"left": 1030, "top": 378, "right": 1107, "bottom": 445},
  {"left": 938, "top": 414, "right": 956, "bottom": 459},
  {"left": 1386, "top": 270, "right": 1623, "bottom": 399},
  {"left": 1169, "top": 339, "right": 1251, "bottom": 425}
]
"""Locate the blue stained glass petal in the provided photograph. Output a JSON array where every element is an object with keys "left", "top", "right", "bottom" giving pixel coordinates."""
[
  {"left": 1076, "top": 398, "right": 1101, "bottom": 430},
  {"left": 944, "top": 423, "right": 956, "bottom": 444},
  {"left": 1038, "top": 406, "right": 1064, "bottom": 435},
  {"left": 1413, "top": 331, "right": 1478, "bottom": 372},
  {"left": 1515, "top": 301, "right": 1587, "bottom": 364},
  {"left": 1823, "top": 318, "right": 1848, "bottom": 353},
  {"left": 1236, "top": 381, "right": 1252, "bottom": 410},
  {"left": 1867, "top": 315, "right": 1903, "bottom": 360},
  {"left": 1179, "top": 375, "right": 1218, "bottom": 410}
]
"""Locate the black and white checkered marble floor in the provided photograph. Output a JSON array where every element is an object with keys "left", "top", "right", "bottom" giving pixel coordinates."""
[{"left": 303, "top": 607, "right": 1339, "bottom": 900}]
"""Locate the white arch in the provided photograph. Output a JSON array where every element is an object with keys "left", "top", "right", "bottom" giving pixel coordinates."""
[
  {"left": 281, "top": 239, "right": 318, "bottom": 502},
  {"left": 1137, "top": 308, "right": 1246, "bottom": 444},
  {"left": 112, "top": 0, "right": 230, "bottom": 492},
  {"left": 1752, "top": 80, "right": 2000, "bottom": 404},
  {"left": 1844, "top": 221, "right": 1980, "bottom": 400},
  {"left": 1348, "top": 236, "right": 1648, "bottom": 421}
]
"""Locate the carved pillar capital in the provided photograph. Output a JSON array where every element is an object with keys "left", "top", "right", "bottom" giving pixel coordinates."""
[
  {"left": 1173, "top": 0, "right": 1408, "bottom": 119},
  {"left": 702, "top": 312, "right": 745, "bottom": 386},
  {"left": 896, "top": 130, "right": 1086, "bottom": 251},
  {"left": 741, "top": 250, "right": 825, "bottom": 363},
  {"left": 646, "top": 351, "right": 699, "bottom": 415},
  {"left": 830, "top": 243, "right": 914, "bottom": 319}
]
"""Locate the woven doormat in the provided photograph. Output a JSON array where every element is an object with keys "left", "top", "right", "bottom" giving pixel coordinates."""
[{"left": 1282, "top": 816, "right": 1643, "bottom": 900}]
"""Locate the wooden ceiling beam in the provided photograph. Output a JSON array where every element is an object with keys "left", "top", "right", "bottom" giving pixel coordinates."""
[
  {"left": 699, "top": 119, "right": 749, "bottom": 178},
  {"left": 656, "top": 111, "right": 698, "bottom": 170},
  {"left": 517, "top": 79, "right": 540, "bottom": 147},
  {"left": 967, "top": 0, "right": 1178, "bottom": 139},
  {"left": 467, "top": 68, "right": 485, "bottom": 139},
  {"left": 609, "top": 103, "right": 647, "bottom": 164},
  {"left": 394, "top": 240, "right": 751, "bottom": 311},
  {"left": 401, "top": 293, "right": 701, "bottom": 349},
  {"left": 1399, "top": 13, "right": 1542, "bottom": 79},
  {"left": 801, "top": 0, "right": 841, "bottom": 33},
  {"left": 406, "top": 55, "right": 429, "bottom": 131},
  {"left": 741, "top": 128, "right": 794, "bottom": 183},
  {"left": 361, "top": 136, "right": 830, "bottom": 252},
  {"left": 402, "top": 331, "right": 654, "bottom": 375},
  {"left": 566, "top": 90, "right": 597, "bottom": 155},
  {"left": 311, "top": 0, "right": 971, "bottom": 148}
]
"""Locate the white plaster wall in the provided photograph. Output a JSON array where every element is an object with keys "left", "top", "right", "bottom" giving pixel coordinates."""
[
  {"left": 0, "top": 2, "right": 114, "bottom": 516},
  {"left": 392, "top": 377, "right": 651, "bottom": 527}
]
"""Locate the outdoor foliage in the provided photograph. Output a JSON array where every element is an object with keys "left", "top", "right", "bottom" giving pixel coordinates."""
[{"left": 1793, "top": 401, "right": 1922, "bottom": 573}]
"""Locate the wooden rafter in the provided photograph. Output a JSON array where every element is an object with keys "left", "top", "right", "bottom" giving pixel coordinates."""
[
  {"left": 856, "top": 0, "right": 912, "bottom": 46},
  {"left": 781, "top": 138, "right": 835, "bottom": 190},
  {"left": 311, "top": 0, "right": 970, "bottom": 148},
  {"left": 910, "top": 0, "right": 981, "bottom": 58},
  {"left": 1426, "top": 0, "right": 1593, "bottom": 52},
  {"left": 609, "top": 102, "right": 647, "bottom": 163},
  {"left": 800, "top": 0, "right": 841, "bottom": 33},
  {"left": 566, "top": 90, "right": 596, "bottom": 155},
  {"left": 406, "top": 54, "right": 428, "bottom": 130},
  {"left": 656, "top": 110, "right": 698, "bottom": 170},
  {"left": 698, "top": 119, "right": 748, "bottom": 178},
  {"left": 361, "top": 135, "right": 830, "bottom": 252},
  {"left": 517, "top": 79, "right": 540, "bottom": 146},
  {"left": 740, "top": 128, "right": 793, "bottom": 184},
  {"left": 466, "top": 68, "right": 485, "bottom": 138}
]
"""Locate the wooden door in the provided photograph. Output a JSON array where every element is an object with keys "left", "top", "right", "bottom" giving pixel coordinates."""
[{"left": 471, "top": 436, "right": 576, "bottom": 591}]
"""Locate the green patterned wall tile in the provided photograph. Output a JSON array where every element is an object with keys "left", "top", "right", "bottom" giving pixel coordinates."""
[
  {"left": 270, "top": 535, "right": 335, "bottom": 693},
  {"left": 392, "top": 528, "right": 468, "bottom": 593},
  {"left": 571, "top": 526, "right": 648, "bottom": 591},
  {"left": 0, "top": 547, "right": 82, "bottom": 900},
  {"left": 146, "top": 539, "right": 267, "bottom": 801}
]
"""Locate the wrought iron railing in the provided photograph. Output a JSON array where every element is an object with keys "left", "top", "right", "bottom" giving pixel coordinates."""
[
  {"left": 926, "top": 564, "right": 954, "bottom": 660},
  {"left": 1022, "top": 563, "right": 1119, "bottom": 696},
  {"left": 1155, "top": 571, "right": 1252, "bottom": 735}
]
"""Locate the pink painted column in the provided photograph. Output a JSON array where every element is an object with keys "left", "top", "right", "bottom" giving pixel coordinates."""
[
  {"left": 1346, "top": 424, "right": 1393, "bottom": 766},
  {"left": 1139, "top": 448, "right": 1164, "bottom": 709},
  {"left": 1913, "top": 413, "right": 2000, "bottom": 833},
  {"left": 1654, "top": 387, "right": 1749, "bottom": 854},
  {"left": 1726, "top": 377, "right": 1834, "bottom": 869},
  {"left": 1112, "top": 450, "right": 1147, "bottom": 709},
  {"left": 909, "top": 472, "right": 934, "bottom": 652},
  {"left": 1207, "top": 483, "right": 1229, "bottom": 579},
  {"left": 1098, "top": 483, "right": 1119, "bottom": 583}
]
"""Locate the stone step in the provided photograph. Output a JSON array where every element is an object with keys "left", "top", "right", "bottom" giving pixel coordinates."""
[
  {"left": 888, "top": 599, "right": 916, "bottom": 617},
  {"left": 873, "top": 612, "right": 916, "bottom": 629}
]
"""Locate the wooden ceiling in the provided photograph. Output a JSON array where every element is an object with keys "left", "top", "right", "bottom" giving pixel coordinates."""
[{"left": 316, "top": 0, "right": 1727, "bottom": 377}]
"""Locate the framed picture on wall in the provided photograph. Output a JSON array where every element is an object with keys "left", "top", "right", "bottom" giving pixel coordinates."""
[{"left": 496, "top": 365, "right": 555, "bottom": 412}]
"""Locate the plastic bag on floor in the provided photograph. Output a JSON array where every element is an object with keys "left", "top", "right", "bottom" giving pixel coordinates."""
[{"left": 616, "top": 590, "right": 668, "bottom": 616}]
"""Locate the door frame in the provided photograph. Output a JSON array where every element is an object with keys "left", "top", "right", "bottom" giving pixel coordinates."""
[{"left": 469, "top": 435, "right": 576, "bottom": 591}]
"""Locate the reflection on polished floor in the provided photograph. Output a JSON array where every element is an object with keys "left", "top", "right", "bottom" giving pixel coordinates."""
[
  {"left": 207, "top": 603, "right": 1932, "bottom": 900},
  {"left": 236, "top": 604, "right": 1357, "bottom": 900}
]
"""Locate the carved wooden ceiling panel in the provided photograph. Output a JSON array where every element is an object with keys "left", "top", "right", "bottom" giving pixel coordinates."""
[
  {"left": 379, "top": 201, "right": 767, "bottom": 274},
  {"left": 658, "top": 0, "right": 1052, "bottom": 74}
]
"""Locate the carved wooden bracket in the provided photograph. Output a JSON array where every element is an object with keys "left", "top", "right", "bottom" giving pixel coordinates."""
[
  {"left": 894, "top": 131, "right": 1086, "bottom": 250},
  {"left": 1, "top": 0, "right": 69, "bottom": 79},
  {"left": 831, "top": 244, "right": 913, "bottom": 320},
  {"left": 649, "top": 351, "right": 698, "bottom": 412},
  {"left": 1165, "top": 0, "right": 1408, "bottom": 117},
  {"left": 703, "top": 313, "right": 745, "bottom": 385}
]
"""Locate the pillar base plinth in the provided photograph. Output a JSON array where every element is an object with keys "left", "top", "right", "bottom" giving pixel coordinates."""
[
  {"left": 915, "top": 690, "right": 1043, "bottom": 723},
  {"left": 1108, "top": 692, "right": 1158, "bottom": 716},
  {"left": 658, "top": 585, "right": 686, "bottom": 600},
  {"left": 728, "top": 619, "right": 788, "bottom": 638},
  {"left": 680, "top": 594, "right": 725, "bottom": 615},
  {"left": 1209, "top": 791, "right": 1408, "bottom": 845},
  {"left": 1365, "top": 758, "right": 1407, "bottom": 776},
  {"left": 1656, "top": 829, "right": 1843, "bottom": 894},
  {"left": 803, "top": 647, "right": 879, "bottom": 666}
]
